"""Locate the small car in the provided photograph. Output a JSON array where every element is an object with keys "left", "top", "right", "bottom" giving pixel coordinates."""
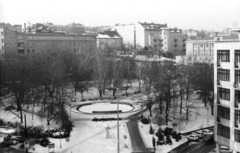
[
  {"left": 203, "top": 129, "right": 213, "bottom": 136},
  {"left": 187, "top": 133, "right": 199, "bottom": 141},
  {"left": 195, "top": 130, "right": 204, "bottom": 138}
]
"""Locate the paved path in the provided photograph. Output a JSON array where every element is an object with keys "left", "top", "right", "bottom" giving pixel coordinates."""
[
  {"left": 179, "top": 141, "right": 215, "bottom": 153},
  {"left": 127, "top": 119, "right": 154, "bottom": 153}
]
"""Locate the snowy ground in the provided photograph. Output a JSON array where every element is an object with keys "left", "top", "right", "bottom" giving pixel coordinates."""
[
  {"left": 0, "top": 82, "right": 142, "bottom": 153},
  {"left": 0, "top": 82, "right": 214, "bottom": 153},
  {"left": 138, "top": 93, "right": 214, "bottom": 153}
]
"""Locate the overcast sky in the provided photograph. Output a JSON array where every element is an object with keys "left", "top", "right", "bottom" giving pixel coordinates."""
[{"left": 0, "top": 0, "right": 240, "bottom": 31}]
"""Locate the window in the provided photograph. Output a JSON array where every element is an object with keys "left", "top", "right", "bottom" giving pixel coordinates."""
[
  {"left": 217, "top": 124, "right": 230, "bottom": 138},
  {"left": 1, "top": 39, "right": 3, "bottom": 43},
  {"left": 205, "top": 44, "right": 209, "bottom": 47},
  {"left": 236, "top": 90, "right": 240, "bottom": 105},
  {"left": 27, "top": 49, "right": 29, "bottom": 53},
  {"left": 217, "top": 69, "right": 230, "bottom": 81},
  {"left": 235, "top": 129, "right": 240, "bottom": 142},
  {"left": 236, "top": 70, "right": 240, "bottom": 83},
  {"left": 217, "top": 50, "right": 230, "bottom": 62},
  {"left": 235, "top": 110, "right": 240, "bottom": 124},
  {"left": 218, "top": 88, "right": 230, "bottom": 101},
  {"left": 235, "top": 50, "right": 240, "bottom": 63},
  {"left": 217, "top": 105, "right": 230, "bottom": 119},
  {"left": 18, "top": 42, "right": 24, "bottom": 47},
  {"left": 32, "top": 49, "right": 35, "bottom": 53},
  {"left": 18, "top": 49, "right": 24, "bottom": 54},
  {"left": 200, "top": 44, "right": 203, "bottom": 47}
]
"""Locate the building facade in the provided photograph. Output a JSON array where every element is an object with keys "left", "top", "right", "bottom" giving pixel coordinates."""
[
  {"left": 112, "top": 22, "right": 167, "bottom": 51},
  {"left": 161, "top": 28, "right": 187, "bottom": 57},
  {"left": 214, "top": 33, "right": 240, "bottom": 153},
  {"left": 97, "top": 31, "right": 123, "bottom": 52},
  {"left": 0, "top": 27, "right": 96, "bottom": 56}
]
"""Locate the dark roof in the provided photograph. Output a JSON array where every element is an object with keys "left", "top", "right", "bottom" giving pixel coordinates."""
[
  {"left": 99, "top": 31, "right": 121, "bottom": 38},
  {"left": 139, "top": 22, "right": 168, "bottom": 29}
]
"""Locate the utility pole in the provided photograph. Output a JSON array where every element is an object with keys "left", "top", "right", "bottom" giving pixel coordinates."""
[{"left": 117, "top": 88, "right": 120, "bottom": 153}]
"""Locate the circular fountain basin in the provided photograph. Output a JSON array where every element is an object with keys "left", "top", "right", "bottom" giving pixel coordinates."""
[{"left": 77, "top": 102, "right": 134, "bottom": 114}]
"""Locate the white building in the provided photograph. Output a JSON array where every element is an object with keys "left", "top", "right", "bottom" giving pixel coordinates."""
[{"left": 214, "top": 29, "right": 240, "bottom": 153}]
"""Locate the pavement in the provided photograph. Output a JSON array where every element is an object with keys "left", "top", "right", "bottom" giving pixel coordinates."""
[
  {"left": 127, "top": 119, "right": 154, "bottom": 153},
  {"left": 178, "top": 141, "right": 215, "bottom": 153}
]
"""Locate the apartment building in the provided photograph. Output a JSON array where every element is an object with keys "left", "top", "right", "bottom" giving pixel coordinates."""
[
  {"left": 97, "top": 30, "right": 123, "bottom": 52},
  {"left": 161, "top": 28, "right": 187, "bottom": 57},
  {"left": 214, "top": 29, "right": 240, "bottom": 153},
  {"left": 0, "top": 26, "right": 96, "bottom": 56}
]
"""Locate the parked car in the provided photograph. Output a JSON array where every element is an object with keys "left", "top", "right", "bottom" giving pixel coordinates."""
[
  {"left": 203, "top": 129, "right": 214, "bottom": 136},
  {"left": 214, "top": 146, "right": 232, "bottom": 153},
  {"left": 195, "top": 130, "right": 204, "bottom": 138},
  {"left": 203, "top": 134, "right": 214, "bottom": 143},
  {"left": 187, "top": 133, "right": 199, "bottom": 141}
]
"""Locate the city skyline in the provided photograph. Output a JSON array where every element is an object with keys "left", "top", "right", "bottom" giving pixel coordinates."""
[{"left": 0, "top": 0, "right": 240, "bottom": 31}]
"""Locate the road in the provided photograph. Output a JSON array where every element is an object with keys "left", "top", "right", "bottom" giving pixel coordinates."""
[
  {"left": 179, "top": 141, "right": 215, "bottom": 153},
  {"left": 127, "top": 120, "right": 154, "bottom": 153}
]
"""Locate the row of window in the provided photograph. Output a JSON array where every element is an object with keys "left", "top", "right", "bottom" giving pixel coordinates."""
[
  {"left": 217, "top": 124, "right": 230, "bottom": 138},
  {"left": 217, "top": 69, "right": 240, "bottom": 83},
  {"left": 217, "top": 88, "right": 240, "bottom": 102},
  {"left": 218, "top": 123, "right": 240, "bottom": 142},
  {"left": 193, "top": 43, "right": 214, "bottom": 48},
  {"left": 18, "top": 41, "right": 89, "bottom": 48},
  {"left": 217, "top": 50, "right": 240, "bottom": 62},
  {"left": 193, "top": 50, "right": 214, "bottom": 56}
]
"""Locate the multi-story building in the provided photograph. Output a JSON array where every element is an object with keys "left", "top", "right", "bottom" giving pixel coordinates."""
[
  {"left": 97, "top": 30, "right": 123, "bottom": 52},
  {"left": 113, "top": 22, "right": 187, "bottom": 57},
  {"left": 112, "top": 22, "right": 167, "bottom": 51},
  {"left": 161, "top": 28, "right": 187, "bottom": 57},
  {"left": 176, "top": 35, "right": 239, "bottom": 64},
  {"left": 0, "top": 26, "right": 96, "bottom": 56},
  {"left": 214, "top": 29, "right": 240, "bottom": 153}
]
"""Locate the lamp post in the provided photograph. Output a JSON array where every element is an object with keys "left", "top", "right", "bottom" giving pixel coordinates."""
[{"left": 117, "top": 88, "right": 119, "bottom": 153}]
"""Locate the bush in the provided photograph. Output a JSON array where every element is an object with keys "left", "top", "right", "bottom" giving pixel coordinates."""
[
  {"left": 166, "top": 135, "right": 172, "bottom": 145},
  {"left": 141, "top": 116, "right": 150, "bottom": 124},
  {"left": 149, "top": 125, "right": 154, "bottom": 134},
  {"left": 163, "top": 127, "right": 173, "bottom": 136},
  {"left": 92, "top": 118, "right": 122, "bottom": 122}
]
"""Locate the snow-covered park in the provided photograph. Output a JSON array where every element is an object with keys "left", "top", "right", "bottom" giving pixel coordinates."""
[{"left": 0, "top": 82, "right": 214, "bottom": 153}]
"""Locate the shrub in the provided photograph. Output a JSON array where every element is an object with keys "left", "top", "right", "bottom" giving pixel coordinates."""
[
  {"left": 166, "top": 135, "right": 172, "bottom": 145},
  {"left": 141, "top": 116, "right": 150, "bottom": 124},
  {"left": 149, "top": 125, "right": 154, "bottom": 134},
  {"left": 164, "top": 127, "right": 173, "bottom": 136},
  {"left": 92, "top": 118, "right": 122, "bottom": 122}
]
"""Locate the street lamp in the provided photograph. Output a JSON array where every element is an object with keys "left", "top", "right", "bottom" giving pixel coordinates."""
[{"left": 116, "top": 88, "right": 120, "bottom": 153}]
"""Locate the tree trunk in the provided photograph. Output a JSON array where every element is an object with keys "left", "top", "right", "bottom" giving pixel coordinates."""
[
  {"left": 165, "top": 99, "right": 169, "bottom": 125},
  {"left": 211, "top": 105, "right": 214, "bottom": 115},
  {"left": 186, "top": 107, "right": 189, "bottom": 120},
  {"left": 180, "top": 90, "right": 183, "bottom": 114},
  {"left": 138, "top": 79, "right": 141, "bottom": 92},
  {"left": 81, "top": 92, "right": 84, "bottom": 100}
]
